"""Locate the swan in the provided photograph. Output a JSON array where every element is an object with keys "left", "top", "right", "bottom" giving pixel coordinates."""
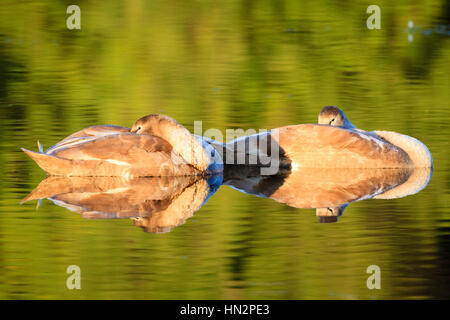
[
  {"left": 199, "top": 107, "right": 432, "bottom": 171},
  {"left": 213, "top": 122, "right": 416, "bottom": 170},
  {"left": 318, "top": 106, "right": 433, "bottom": 168},
  {"left": 230, "top": 107, "right": 432, "bottom": 170},
  {"left": 22, "top": 114, "right": 222, "bottom": 177},
  {"left": 317, "top": 106, "right": 433, "bottom": 200}
]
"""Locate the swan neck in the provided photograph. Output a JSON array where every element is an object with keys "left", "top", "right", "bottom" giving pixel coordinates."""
[{"left": 159, "top": 125, "right": 222, "bottom": 173}]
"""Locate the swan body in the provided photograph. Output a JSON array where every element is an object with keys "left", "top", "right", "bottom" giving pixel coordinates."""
[
  {"left": 318, "top": 106, "right": 433, "bottom": 168},
  {"left": 23, "top": 115, "right": 222, "bottom": 177},
  {"left": 23, "top": 108, "right": 431, "bottom": 177},
  {"left": 272, "top": 124, "right": 413, "bottom": 169},
  {"left": 318, "top": 106, "right": 433, "bottom": 199},
  {"left": 218, "top": 124, "right": 413, "bottom": 169},
  {"left": 204, "top": 106, "right": 430, "bottom": 170}
]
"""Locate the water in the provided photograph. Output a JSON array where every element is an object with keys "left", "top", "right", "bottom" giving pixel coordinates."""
[{"left": 0, "top": 1, "right": 449, "bottom": 299}]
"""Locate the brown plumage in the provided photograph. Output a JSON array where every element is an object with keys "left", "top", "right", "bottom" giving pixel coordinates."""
[
  {"left": 22, "top": 116, "right": 218, "bottom": 177},
  {"left": 318, "top": 106, "right": 356, "bottom": 128},
  {"left": 218, "top": 108, "right": 420, "bottom": 170},
  {"left": 273, "top": 124, "right": 413, "bottom": 169},
  {"left": 23, "top": 133, "right": 197, "bottom": 177},
  {"left": 316, "top": 106, "right": 433, "bottom": 199},
  {"left": 317, "top": 106, "right": 433, "bottom": 168},
  {"left": 130, "top": 114, "right": 220, "bottom": 172},
  {"left": 21, "top": 175, "right": 212, "bottom": 233},
  {"left": 228, "top": 124, "right": 414, "bottom": 170},
  {"left": 45, "top": 125, "right": 130, "bottom": 154}
]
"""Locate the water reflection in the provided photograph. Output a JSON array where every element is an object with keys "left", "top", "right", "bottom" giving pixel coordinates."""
[
  {"left": 22, "top": 175, "right": 222, "bottom": 233},
  {"left": 1, "top": 0, "right": 448, "bottom": 299},
  {"left": 224, "top": 165, "right": 432, "bottom": 223},
  {"left": 22, "top": 164, "right": 432, "bottom": 230}
]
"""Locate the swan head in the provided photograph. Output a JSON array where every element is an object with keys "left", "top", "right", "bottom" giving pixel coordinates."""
[
  {"left": 131, "top": 114, "right": 223, "bottom": 173},
  {"left": 318, "top": 106, "right": 355, "bottom": 129},
  {"left": 130, "top": 114, "right": 178, "bottom": 135}
]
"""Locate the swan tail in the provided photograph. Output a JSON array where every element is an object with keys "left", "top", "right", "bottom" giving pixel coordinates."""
[
  {"left": 37, "top": 140, "right": 44, "bottom": 153},
  {"left": 374, "top": 131, "right": 433, "bottom": 168},
  {"left": 22, "top": 148, "right": 73, "bottom": 175}
]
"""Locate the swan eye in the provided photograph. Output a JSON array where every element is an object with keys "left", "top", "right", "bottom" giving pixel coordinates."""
[{"left": 137, "top": 126, "right": 142, "bottom": 131}]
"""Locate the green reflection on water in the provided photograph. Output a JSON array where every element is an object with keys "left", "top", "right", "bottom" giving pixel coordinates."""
[{"left": 0, "top": 0, "right": 449, "bottom": 299}]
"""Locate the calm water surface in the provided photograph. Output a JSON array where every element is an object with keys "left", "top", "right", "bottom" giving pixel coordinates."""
[{"left": 0, "top": 1, "right": 449, "bottom": 299}]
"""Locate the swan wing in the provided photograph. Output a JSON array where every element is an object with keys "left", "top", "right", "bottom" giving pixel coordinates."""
[
  {"left": 52, "top": 133, "right": 172, "bottom": 163},
  {"left": 24, "top": 133, "right": 199, "bottom": 176},
  {"left": 273, "top": 124, "right": 412, "bottom": 169},
  {"left": 46, "top": 125, "right": 130, "bottom": 154}
]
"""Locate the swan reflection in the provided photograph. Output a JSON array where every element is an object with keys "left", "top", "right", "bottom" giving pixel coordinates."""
[
  {"left": 223, "top": 165, "right": 432, "bottom": 223},
  {"left": 22, "top": 175, "right": 222, "bottom": 233},
  {"left": 22, "top": 164, "right": 431, "bottom": 230}
]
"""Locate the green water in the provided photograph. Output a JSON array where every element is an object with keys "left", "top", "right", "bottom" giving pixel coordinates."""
[{"left": 0, "top": 0, "right": 449, "bottom": 299}]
